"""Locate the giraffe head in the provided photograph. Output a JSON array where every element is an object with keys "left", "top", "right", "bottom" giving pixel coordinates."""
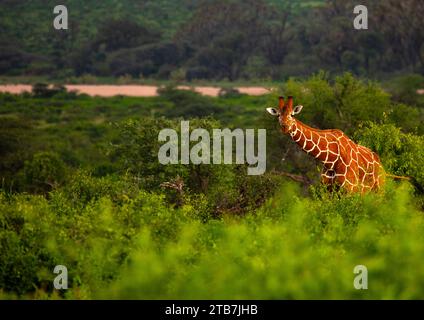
[{"left": 266, "top": 96, "right": 303, "bottom": 133}]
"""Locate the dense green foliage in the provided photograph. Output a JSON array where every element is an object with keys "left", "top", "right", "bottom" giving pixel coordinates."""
[
  {"left": 1, "top": 0, "right": 423, "bottom": 81},
  {"left": 1, "top": 74, "right": 424, "bottom": 299},
  {"left": 2, "top": 181, "right": 424, "bottom": 299}
]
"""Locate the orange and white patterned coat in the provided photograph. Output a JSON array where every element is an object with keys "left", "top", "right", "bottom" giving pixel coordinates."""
[{"left": 267, "top": 96, "right": 385, "bottom": 193}]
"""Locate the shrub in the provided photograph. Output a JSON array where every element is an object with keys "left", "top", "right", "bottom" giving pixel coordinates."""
[
  {"left": 385, "top": 74, "right": 424, "bottom": 107},
  {"left": 157, "top": 86, "right": 223, "bottom": 118},
  {"left": 355, "top": 122, "right": 424, "bottom": 190},
  {"left": 284, "top": 72, "right": 392, "bottom": 133},
  {"left": 102, "top": 183, "right": 424, "bottom": 299},
  {"left": 0, "top": 188, "right": 196, "bottom": 298},
  {"left": 32, "top": 83, "right": 66, "bottom": 98},
  {"left": 23, "top": 152, "right": 66, "bottom": 193}
]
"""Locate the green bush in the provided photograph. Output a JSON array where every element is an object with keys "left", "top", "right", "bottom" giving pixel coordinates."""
[
  {"left": 384, "top": 74, "right": 424, "bottom": 107},
  {"left": 2, "top": 181, "right": 424, "bottom": 299},
  {"left": 0, "top": 188, "right": 197, "bottom": 298},
  {"left": 23, "top": 152, "right": 67, "bottom": 193},
  {"left": 0, "top": 193, "right": 58, "bottom": 295},
  {"left": 355, "top": 122, "right": 424, "bottom": 190},
  {"left": 157, "top": 86, "right": 224, "bottom": 118},
  {"left": 100, "top": 183, "right": 424, "bottom": 299},
  {"left": 32, "top": 83, "right": 66, "bottom": 98},
  {"left": 284, "top": 72, "right": 392, "bottom": 133}
]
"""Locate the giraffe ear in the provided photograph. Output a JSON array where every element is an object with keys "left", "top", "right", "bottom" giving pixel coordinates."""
[
  {"left": 266, "top": 107, "right": 280, "bottom": 116},
  {"left": 292, "top": 105, "right": 303, "bottom": 115}
]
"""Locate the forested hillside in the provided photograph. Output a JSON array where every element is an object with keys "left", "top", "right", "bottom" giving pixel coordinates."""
[{"left": 1, "top": 0, "right": 423, "bottom": 81}]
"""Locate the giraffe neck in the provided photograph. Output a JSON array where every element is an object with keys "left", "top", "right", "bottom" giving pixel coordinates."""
[{"left": 287, "top": 119, "right": 339, "bottom": 168}]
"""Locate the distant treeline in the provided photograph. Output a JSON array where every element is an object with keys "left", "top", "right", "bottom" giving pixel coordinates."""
[{"left": 0, "top": 0, "right": 423, "bottom": 81}]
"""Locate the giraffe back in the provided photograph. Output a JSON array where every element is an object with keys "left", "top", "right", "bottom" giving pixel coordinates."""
[{"left": 334, "top": 132, "right": 384, "bottom": 193}]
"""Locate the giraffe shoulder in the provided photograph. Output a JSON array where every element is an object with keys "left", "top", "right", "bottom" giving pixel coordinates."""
[
  {"left": 321, "top": 129, "right": 344, "bottom": 141},
  {"left": 330, "top": 129, "right": 345, "bottom": 137}
]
